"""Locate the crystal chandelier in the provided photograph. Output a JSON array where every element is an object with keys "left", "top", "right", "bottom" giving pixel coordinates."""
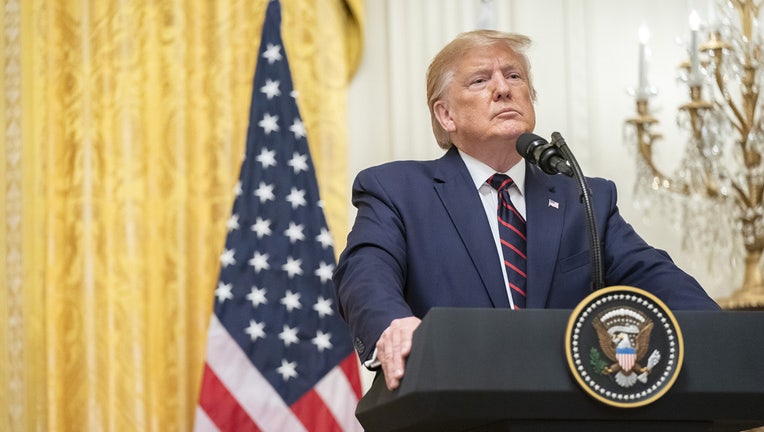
[{"left": 625, "top": 0, "right": 764, "bottom": 310}]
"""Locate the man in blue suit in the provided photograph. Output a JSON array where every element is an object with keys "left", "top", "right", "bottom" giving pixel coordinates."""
[{"left": 333, "top": 30, "right": 719, "bottom": 391}]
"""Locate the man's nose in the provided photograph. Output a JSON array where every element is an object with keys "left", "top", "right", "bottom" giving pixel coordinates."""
[{"left": 492, "top": 76, "right": 512, "bottom": 100}]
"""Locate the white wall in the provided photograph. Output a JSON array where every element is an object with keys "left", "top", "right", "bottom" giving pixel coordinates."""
[{"left": 348, "top": 0, "right": 735, "bottom": 301}]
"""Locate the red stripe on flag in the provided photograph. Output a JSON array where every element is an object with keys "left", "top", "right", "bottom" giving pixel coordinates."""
[
  {"left": 198, "top": 363, "right": 262, "bottom": 432},
  {"left": 339, "top": 355, "right": 363, "bottom": 398},
  {"left": 292, "top": 388, "right": 343, "bottom": 432}
]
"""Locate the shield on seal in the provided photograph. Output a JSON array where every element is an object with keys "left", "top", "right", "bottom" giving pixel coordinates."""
[{"left": 616, "top": 345, "right": 636, "bottom": 372}]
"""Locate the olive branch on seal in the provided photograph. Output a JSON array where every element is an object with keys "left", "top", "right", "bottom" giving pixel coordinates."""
[{"left": 589, "top": 347, "right": 609, "bottom": 374}]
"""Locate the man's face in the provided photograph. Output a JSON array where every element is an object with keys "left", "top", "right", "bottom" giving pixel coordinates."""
[{"left": 433, "top": 43, "right": 536, "bottom": 154}]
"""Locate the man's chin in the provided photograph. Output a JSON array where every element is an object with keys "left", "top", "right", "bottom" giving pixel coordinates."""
[{"left": 501, "top": 127, "right": 533, "bottom": 142}]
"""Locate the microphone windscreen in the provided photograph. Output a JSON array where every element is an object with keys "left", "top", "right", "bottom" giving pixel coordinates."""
[{"left": 516, "top": 133, "right": 548, "bottom": 162}]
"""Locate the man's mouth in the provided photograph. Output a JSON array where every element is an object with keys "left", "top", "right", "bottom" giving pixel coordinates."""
[{"left": 495, "top": 109, "right": 519, "bottom": 118}]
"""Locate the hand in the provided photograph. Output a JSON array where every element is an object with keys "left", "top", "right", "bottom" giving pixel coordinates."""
[{"left": 376, "top": 316, "right": 422, "bottom": 391}]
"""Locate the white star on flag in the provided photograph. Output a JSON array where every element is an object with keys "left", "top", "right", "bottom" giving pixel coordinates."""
[
  {"left": 249, "top": 251, "right": 270, "bottom": 273},
  {"left": 226, "top": 214, "right": 240, "bottom": 232},
  {"left": 316, "top": 228, "right": 334, "bottom": 249},
  {"left": 250, "top": 217, "right": 272, "bottom": 238},
  {"left": 289, "top": 118, "right": 306, "bottom": 139},
  {"left": 287, "top": 152, "right": 309, "bottom": 174},
  {"left": 285, "top": 187, "right": 307, "bottom": 209},
  {"left": 281, "top": 256, "right": 303, "bottom": 278},
  {"left": 284, "top": 222, "right": 305, "bottom": 243},
  {"left": 276, "top": 359, "right": 298, "bottom": 381},
  {"left": 313, "top": 296, "right": 335, "bottom": 318},
  {"left": 255, "top": 147, "right": 277, "bottom": 169},
  {"left": 258, "top": 113, "right": 279, "bottom": 134},
  {"left": 314, "top": 261, "right": 335, "bottom": 283},
  {"left": 220, "top": 248, "right": 236, "bottom": 268},
  {"left": 254, "top": 182, "right": 275, "bottom": 203},
  {"left": 246, "top": 286, "right": 268, "bottom": 308},
  {"left": 312, "top": 330, "right": 333, "bottom": 352},
  {"left": 260, "top": 78, "right": 281, "bottom": 99},
  {"left": 214, "top": 282, "right": 233, "bottom": 303},
  {"left": 278, "top": 324, "right": 300, "bottom": 347},
  {"left": 245, "top": 320, "right": 266, "bottom": 342},
  {"left": 262, "top": 43, "right": 283, "bottom": 64},
  {"left": 280, "top": 289, "right": 302, "bottom": 312}
]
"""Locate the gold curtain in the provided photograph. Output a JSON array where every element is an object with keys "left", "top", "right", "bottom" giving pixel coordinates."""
[{"left": 0, "top": 0, "right": 363, "bottom": 430}]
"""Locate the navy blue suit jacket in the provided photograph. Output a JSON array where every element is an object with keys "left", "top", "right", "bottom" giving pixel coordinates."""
[{"left": 333, "top": 147, "right": 719, "bottom": 361}]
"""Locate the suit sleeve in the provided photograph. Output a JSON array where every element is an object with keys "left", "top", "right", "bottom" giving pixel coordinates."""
[{"left": 333, "top": 168, "right": 416, "bottom": 362}]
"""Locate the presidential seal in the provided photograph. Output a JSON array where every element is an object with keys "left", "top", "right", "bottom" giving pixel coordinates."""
[{"left": 564, "top": 285, "right": 684, "bottom": 408}]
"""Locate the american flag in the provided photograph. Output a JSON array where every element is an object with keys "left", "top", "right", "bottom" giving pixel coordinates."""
[{"left": 194, "top": 1, "right": 363, "bottom": 431}]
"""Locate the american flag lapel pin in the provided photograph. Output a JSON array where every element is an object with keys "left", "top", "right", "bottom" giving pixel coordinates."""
[{"left": 548, "top": 198, "right": 559, "bottom": 209}]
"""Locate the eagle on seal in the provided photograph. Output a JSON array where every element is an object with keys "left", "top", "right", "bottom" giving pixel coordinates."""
[{"left": 593, "top": 308, "right": 661, "bottom": 388}]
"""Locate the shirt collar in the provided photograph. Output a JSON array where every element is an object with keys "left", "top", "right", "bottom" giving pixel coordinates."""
[{"left": 458, "top": 149, "right": 526, "bottom": 196}]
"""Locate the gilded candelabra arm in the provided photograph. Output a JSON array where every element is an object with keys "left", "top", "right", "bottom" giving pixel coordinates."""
[
  {"left": 704, "top": 34, "right": 747, "bottom": 136},
  {"left": 743, "top": 65, "right": 762, "bottom": 129},
  {"left": 702, "top": 29, "right": 764, "bottom": 208},
  {"left": 625, "top": 99, "right": 689, "bottom": 193},
  {"left": 730, "top": 178, "right": 754, "bottom": 209},
  {"left": 730, "top": 0, "right": 764, "bottom": 38}
]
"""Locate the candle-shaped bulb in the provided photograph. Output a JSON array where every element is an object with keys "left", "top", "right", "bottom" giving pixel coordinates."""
[
  {"left": 638, "top": 25, "right": 650, "bottom": 96},
  {"left": 639, "top": 24, "right": 650, "bottom": 44},
  {"left": 689, "top": 10, "right": 701, "bottom": 31},
  {"left": 689, "top": 10, "right": 701, "bottom": 84}
]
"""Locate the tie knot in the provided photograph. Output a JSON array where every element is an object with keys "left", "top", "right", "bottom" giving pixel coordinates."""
[{"left": 488, "top": 174, "right": 513, "bottom": 192}]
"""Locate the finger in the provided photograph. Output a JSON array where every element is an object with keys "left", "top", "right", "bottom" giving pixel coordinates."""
[
  {"left": 386, "top": 373, "right": 399, "bottom": 391},
  {"left": 400, "top": 329, "right": 413, "bottom": 356},
  {"left": 395, "top": 318, "right": 417, "bottom": 359},
  {"left": 390, "top": 325, "right": 405, "bottom": 381},
  {"left": 378, "top": 330, "right": 400, "bottom": 390}
]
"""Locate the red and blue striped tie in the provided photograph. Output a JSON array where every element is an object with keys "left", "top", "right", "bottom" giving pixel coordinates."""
[{"left": 488, "top": 174, "right": 527, "bottom": 309}]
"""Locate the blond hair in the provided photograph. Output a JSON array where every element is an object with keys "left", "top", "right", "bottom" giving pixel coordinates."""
[{"left": 426, "top": 30, "right": 537, "bottom": 149}]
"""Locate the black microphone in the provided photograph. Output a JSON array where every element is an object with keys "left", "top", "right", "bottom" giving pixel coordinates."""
[{"left": 516, "top": 133, "right": 573, "bottom": 177}]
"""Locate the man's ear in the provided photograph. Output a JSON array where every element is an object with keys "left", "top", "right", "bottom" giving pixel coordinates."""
[{"left": 433, "top": 101, "right": 456, "bottom": 132}]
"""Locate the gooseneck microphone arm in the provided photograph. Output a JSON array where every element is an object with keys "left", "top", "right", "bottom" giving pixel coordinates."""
[
  {"left": 516, "top": 132, "right": 605, "bottom": 292},
  {"left": 550, "top": 132, "right": 604, "bottom": 291}
]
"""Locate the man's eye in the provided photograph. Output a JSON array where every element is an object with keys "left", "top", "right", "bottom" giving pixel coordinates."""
[{"left": 508, "top": 72, "right": 522, "bottom": 80}]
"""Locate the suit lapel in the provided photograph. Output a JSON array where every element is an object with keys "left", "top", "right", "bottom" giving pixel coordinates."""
[
  {"left": 524, "top": 164, "right": 565, "bottom": 308},
  {"left": 433, "top": 148, "right": 511, "bottom": 308}
]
